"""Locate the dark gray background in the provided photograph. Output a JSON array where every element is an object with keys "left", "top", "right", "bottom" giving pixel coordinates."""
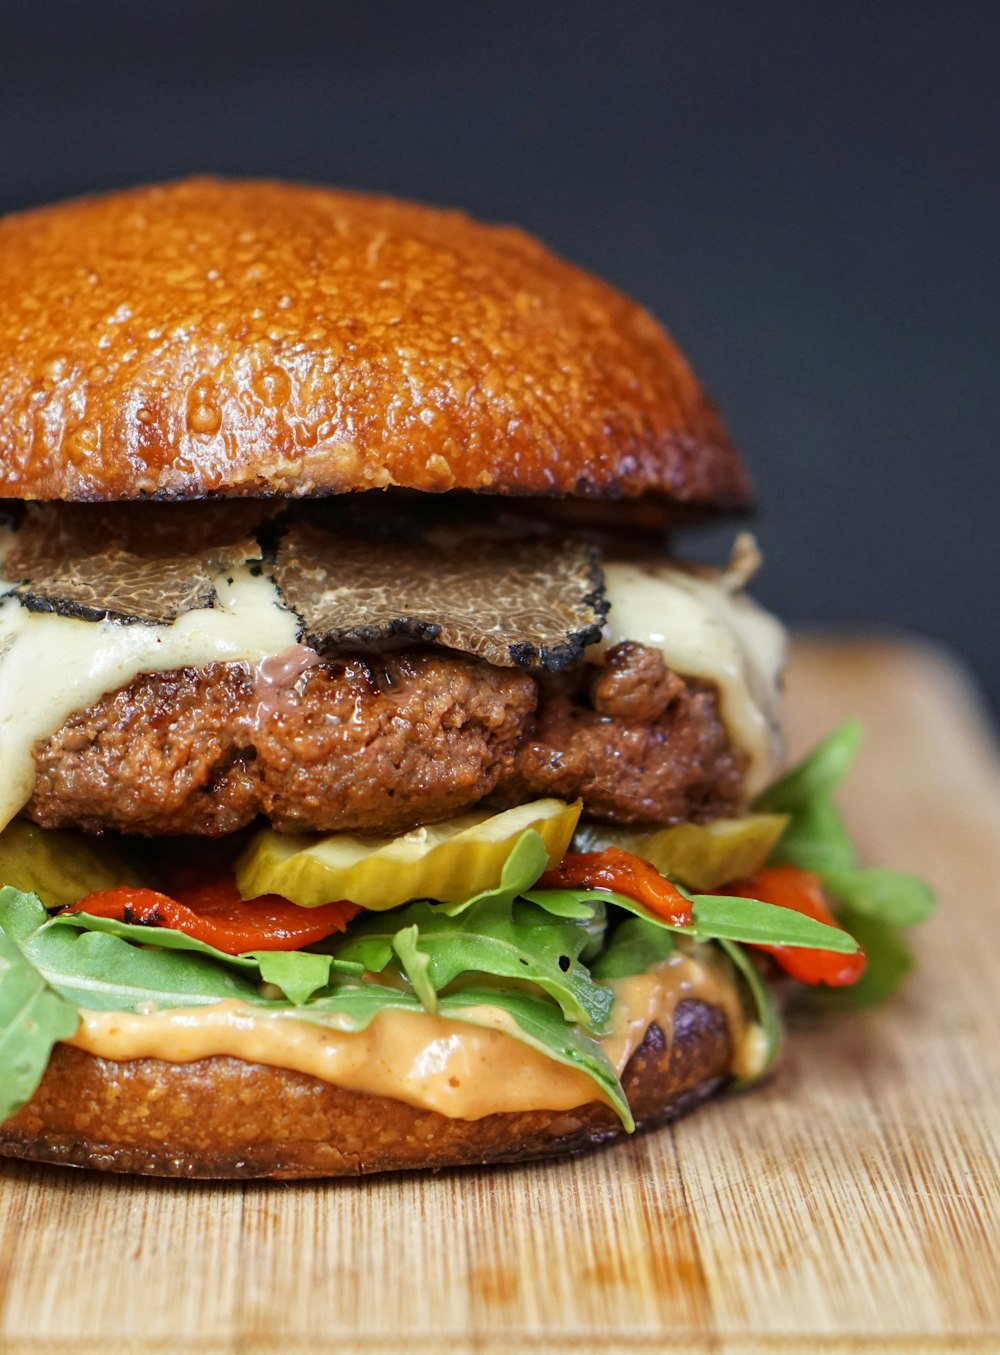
[{"left": 2, "top": 1, "right": 997, "bottom": 713}]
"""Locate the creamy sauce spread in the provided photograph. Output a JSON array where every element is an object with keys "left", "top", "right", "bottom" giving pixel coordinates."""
[
  {"left": 64, "top": 950, "right": 761, "bottom": 1120},
  {"left": 601, "top": 557, "right": 787, "bottom": 794}
]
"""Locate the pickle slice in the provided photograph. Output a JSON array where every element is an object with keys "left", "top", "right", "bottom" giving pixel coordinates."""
[
  {"left": 235, "top": 798, "right": 583, "bottom": 910},
  {"left": 573, "top": 813, "right": 789, "bottom": 892},
  {"left": 0, "top": 818, "right": 146, "bottom": 909}
]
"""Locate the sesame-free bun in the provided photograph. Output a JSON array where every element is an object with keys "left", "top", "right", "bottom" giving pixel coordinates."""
[
  {"left": 0, "top": 1000, "right": 731, "bottom": 1178},
  {"left": 0, "top": 179, "right": 750, "bottom": 508}
]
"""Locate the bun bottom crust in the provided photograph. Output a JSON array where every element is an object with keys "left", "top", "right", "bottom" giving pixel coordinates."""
[{"left": 0, "top": 1000, "right": 732, "bottom": 1178}]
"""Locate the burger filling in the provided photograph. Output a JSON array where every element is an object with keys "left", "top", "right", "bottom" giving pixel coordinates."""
[{"left": 0, "top": 501, "right": 933, "bottom": 1131}]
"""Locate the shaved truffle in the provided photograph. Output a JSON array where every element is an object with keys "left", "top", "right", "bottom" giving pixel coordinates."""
[
  {"left": 274, "top": 521, "right": 608, "bottom": 671},
  {"left": 5, "top": 502, "right": 272, "bottom": 624}
]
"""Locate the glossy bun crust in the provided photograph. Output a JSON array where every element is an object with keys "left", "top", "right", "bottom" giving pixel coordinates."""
[
  {"left": 0, "top": 179, "right": 750, "bottom": 508},
  {"left": 0, "top": 1000, "right": 731, "bottom": 1178}
]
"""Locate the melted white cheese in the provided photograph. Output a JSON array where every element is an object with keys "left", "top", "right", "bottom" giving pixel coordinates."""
[
  {"left": 0, "top": 535, "right": 298, "bottom": 832},
  {"left": 600, "top": 559, "right": 787, "bottom": 794},
  {"left": 0, "top": 525, "right": 786, "bottom": 826}
]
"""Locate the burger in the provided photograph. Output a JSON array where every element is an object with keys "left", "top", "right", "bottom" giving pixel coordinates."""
[{"left": 0, "top": 179, "right": 932, "bottom": 1177}]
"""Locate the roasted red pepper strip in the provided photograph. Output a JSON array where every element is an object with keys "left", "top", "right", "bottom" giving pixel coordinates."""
[
  {"left": 68, "top": 878, "right": 361, "bottom": 955},
  {"left": 722, "top": 865, "right": 866, "bottom": 987},
  {"left": 539, "top": 847, "right": 693, "bottom": 927},
  {"left": 540, "top": 849, "right": 863, "bottom": 988}
]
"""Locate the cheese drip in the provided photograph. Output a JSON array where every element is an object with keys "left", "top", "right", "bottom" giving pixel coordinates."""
[
  {"left": 0, "top": 524, "right": 786, "bottom": 825},
  {"left": 0, "top": 527, "right": 299, "bottom": 832},
  {"left": 66, "top": 950, "right": 760, "bottom": 1120},
  {"left": 600, "top": 560, "right": 787, "bottom": 794}
]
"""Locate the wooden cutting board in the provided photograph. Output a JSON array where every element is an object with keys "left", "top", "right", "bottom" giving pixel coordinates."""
[{"left": 1, "top": 638, "right": 998, "bottom": 1355}]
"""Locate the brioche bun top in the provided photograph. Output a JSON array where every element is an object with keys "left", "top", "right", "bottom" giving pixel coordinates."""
[{"left": 0, "top": 178, "right": 750, "bottom": 507}]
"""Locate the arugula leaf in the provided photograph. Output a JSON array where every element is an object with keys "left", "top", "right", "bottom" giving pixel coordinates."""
[
  {"left": 524, "top": 886, "right": 858, "bottom": 952},
  {"left": 392, "top": 924, "right": 438, "bottom": 1010},
  {"left": 53, "top": 908, "right": 262, "bottom": 970},
  {"left": 334, "top": 897, "right": 614, "bottom": 1033},
  {"left": 810, "top": 910, "right": 915, "bottom": 1009},
  {"left": 0, "top": 883, "right": 50, "bottom": 945},
  {"left": 819, "top": 868, "right": 936, "bottom": 929},
  {"left": 52, "top": 910, "right": 365, "bottom": 1004},
  {"left": 255, "top": 951, "right": 333, "bottom": 1005},
  {"left": 687, "top": 893, "right": 858, "bottom": 951},
  {"left": 590, "top": 917, "right": 676, "bottom": 980},
  {"left": 757, "top": 722, "right": 935, "bottom": 927},
  {"left": 437, "top": 987, "right": 632, "bottom": 1129},
  {"left": 27, "top": 924, "right": 262, "bottom": 1011},
  {"left": 717, "top": 938, "right": 782, "bottom": 1081},
  {"left": 0, "top": 885, "right": 633, "bottom": 1127},
  {"left": 757, "top": 721, "right": 936, "bottom": 1003},
  {"left": 768, "top": 797, "right": 856, "bottom": 875},
  {"left": 431, "top": 830, "right": 552, "bottom": 915},
  {"left": 0, "top": 889, "right": 80, "bottom": 1121},
  {"left": 757, "top": 720, "right": 863, "bottom": 811}
]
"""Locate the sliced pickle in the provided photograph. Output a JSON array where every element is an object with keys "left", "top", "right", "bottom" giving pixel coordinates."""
[
  {"left": 0, "top": 818, "right": 146, "bottom": 909},
  {"left": 235, "top": 798, "right": 583, "bottom": 910},
  {"left": 573, "top": 813, "right": 789, "bottom": 892}
]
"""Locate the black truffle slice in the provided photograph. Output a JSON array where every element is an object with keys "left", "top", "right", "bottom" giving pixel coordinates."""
[
  {"left": 274, "top": 521, "right": 608, "bottom": 671},
  {"left": 5, "top": 502, "right": 273, "bottom": 624}
]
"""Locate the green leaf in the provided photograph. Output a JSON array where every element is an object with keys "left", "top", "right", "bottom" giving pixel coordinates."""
[
  {"left": 811, "top": 910, "right": 915, "bottom": 1009},
  {"left": 53, "top": 909, "right": 262, "bottom": 971},
  {"left": 717, "top": 938, "right": 782, "bottom": 1083},
  {"left": 0, "top": 884, "right": 51, "bottom": 945},
  {"left": 757, "top": 724, "right": 937, "bottom": 1006},
  {"left": 26, "top": 926, "right": 261, "bottom": 1012},
  {"left": 525, "top": 886, "right": 859, "bottom": 953},
  {"left": 756, "top": 720, "right": 863, "bottom": 812},
  {"left": 590, "top": 917, "right": 676, "bottom": 980},
  {"left": 52, "top": 911, "right": 365, "bottom": 1004},
  {"left": 768, "top": 798, "right": 857, "bottom": 875},
  {"left": 333, "top": 897, "right": 614, "bottom": 1033},
  {"left": 392, "top": 924, "right": 438, "bottom": 1011},
  {"left": 439, "top": 987, "right": 632, "bottom": 1130},
  {"left": 0, "top": 889, "right": 81, "bottom": 1121},
  {"left": 688, "top": 893, "right": 859, "bottom": 952},
  {"left": 0, "top": 887, "right": 633, "bottom": 1126},
  {"left": 255, "top": 951, "right": 334, "bottom": 1005},
  {"left": 821, "top": 868, "right": 937, "bottom": 929},
  {"left": 431, "top": 830, "right": 551, "bottom": 915}
]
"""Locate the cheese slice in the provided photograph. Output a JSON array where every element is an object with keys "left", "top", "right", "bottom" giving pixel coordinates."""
[
  {"left": 0, "top": 526, "right": 298, "bottom": 832},
  {"left": 0, "top": 524, "right": 786, "bottom": 828},
  {"left": 600, "top": 559, "right": 787, "bottom": 794}
]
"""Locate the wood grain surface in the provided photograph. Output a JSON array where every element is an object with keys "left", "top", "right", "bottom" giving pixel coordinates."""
[{"left": 1, "top": 637, "right": 997, "bottom": 1355}]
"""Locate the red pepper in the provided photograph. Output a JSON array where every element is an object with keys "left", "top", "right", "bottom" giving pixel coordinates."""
[
  {"left": 539, "top": 847, "right": 693, "bottom": 927},
  {"left": 539, "top": 849, "right": 864, "bottom": 989},
  {"left": 722, "top": 865, "right": 866, "bottom": 987},
  {"left": 68, "top": 878, "right": 361, "bottom": 955}
]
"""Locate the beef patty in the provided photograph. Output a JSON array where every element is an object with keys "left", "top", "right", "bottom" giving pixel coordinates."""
[{"left": 27, "top": 643, "right": 746, "bottom": 836}]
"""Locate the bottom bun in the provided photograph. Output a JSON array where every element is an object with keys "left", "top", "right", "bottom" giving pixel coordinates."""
[{"left": 0, "top": 1000, "right": 732, "bottom": 1178}]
